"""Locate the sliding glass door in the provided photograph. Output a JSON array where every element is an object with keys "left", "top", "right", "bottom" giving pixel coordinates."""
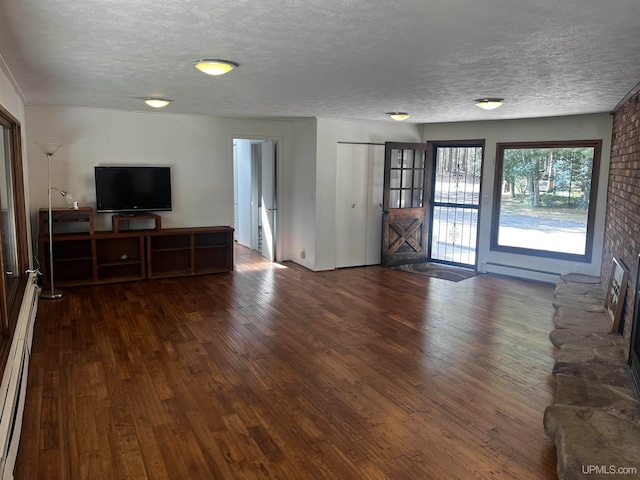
[{"left": 0, "top": 107, "right": 28, "bottom": 338}]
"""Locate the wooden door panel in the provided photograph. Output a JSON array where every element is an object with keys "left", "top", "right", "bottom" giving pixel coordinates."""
[
  {"left": 382, "top": 208, "right": 428, "bottom": 265},
  {"left": 381, "top": 143, "right": 431, "bottom": 266}
]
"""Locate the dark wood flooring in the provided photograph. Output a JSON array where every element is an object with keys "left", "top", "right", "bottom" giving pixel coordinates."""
[{"left": 15, "top": 246, "right": 558, "bottom": 479}]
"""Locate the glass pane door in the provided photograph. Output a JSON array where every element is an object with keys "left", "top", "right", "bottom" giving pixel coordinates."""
[
  {"left": 429, "top": 144, "right": 483, "bottom": 267},
  {"left": 0, "top": 125, "right": 18, "bottom": 299},
  {"left": 381, "top": 143, "right": 430, "bottom": 266}
]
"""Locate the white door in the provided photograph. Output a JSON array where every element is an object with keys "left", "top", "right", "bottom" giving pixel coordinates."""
[
  {"left": 260, "top": 141, "right": 276, "bottom": 261},
  {"left": 234, "top": 139, "right": 253, "bottom": 248},
  {"left": 335, "top": 143, "right": 384, "bottom": 268}
]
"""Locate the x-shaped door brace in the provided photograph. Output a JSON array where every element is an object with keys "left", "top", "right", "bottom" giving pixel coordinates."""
[{"left": 388, "top": 218, "right": 423, "bottom": 254}]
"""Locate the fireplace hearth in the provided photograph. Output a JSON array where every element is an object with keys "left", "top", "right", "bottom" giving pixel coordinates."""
[{"left": 545, "top": 272, "right": 640, "bottom": 480}]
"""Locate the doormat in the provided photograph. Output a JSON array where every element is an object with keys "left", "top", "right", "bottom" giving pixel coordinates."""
[{"left": 392, "top": 262, "right": 478, "bottom": 282}]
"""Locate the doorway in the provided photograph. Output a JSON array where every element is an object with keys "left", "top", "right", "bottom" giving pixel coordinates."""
[
  {"left": 381, "top": 143, "right": 430, "bottom": 266},
  {"left": 233, "top": 138, "right": 277, "bottom": 262},
  {"left": 381, "top": 141, "right": 483, "bottom": 268},
  {"left": 428, "top": 141, "right": 483, "bottom": 268}
]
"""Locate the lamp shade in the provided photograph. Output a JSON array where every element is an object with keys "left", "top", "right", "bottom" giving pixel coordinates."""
[
  {"left": 193, "top": 59, "right": 238, "bottom": 76},
  {"left": 35, "top": 142, "right": 63, "bottom": 155}
]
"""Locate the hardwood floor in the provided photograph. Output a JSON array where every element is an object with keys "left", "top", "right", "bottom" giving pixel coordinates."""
[{"left": 15, "top": 246, "right": 558, "bottom": 479}]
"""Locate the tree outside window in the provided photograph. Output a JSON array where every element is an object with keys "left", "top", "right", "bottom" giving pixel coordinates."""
[{"left": 491, "top": 140, "right": 601, "bottom": 261}]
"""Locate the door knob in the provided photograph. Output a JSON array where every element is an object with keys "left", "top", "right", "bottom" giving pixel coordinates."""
[{"left": 352, "top": 203, "right": 356, "bottom": 208}]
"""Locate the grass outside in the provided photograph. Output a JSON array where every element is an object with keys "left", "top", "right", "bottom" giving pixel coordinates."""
[{"left": 500, "top": 194, "right": 588, "bottom": 223}]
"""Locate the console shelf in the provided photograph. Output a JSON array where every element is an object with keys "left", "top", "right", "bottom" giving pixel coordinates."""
[
  {"left": 95, "top": 234, "right": 145, "bottom": 283},
  {"left": 39, "top": 208, "right": 94, "bottom": 235},
  {"left": 112, "top": 213, "right": 161, "bottom": 233},
  {"left": 38, "top": 208, "right": 234, "bottom": 287},
  {"left": 146, "top": 227, "right": 234, "bottom": 279}
]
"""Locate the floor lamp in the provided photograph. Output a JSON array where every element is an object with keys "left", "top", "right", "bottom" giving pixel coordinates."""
[{"left": 36, "top": 142, "right": 64, "bottom": 300}]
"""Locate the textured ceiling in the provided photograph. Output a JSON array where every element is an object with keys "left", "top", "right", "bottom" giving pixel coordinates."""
[{"left": 1, "top": 0, "right": 640, "bottom": 123}]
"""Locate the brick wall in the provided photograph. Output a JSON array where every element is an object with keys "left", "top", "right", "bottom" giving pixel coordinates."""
[{"left": 602, "top": 93, "right": 640, "bottom": 345}]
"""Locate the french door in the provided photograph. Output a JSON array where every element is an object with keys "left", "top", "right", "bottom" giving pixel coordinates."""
[{"left": 382, "top": 141, "right": 483, "bottom": 268}]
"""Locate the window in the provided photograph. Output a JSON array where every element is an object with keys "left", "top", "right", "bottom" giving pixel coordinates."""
[
  {"left": 0, "top": 106, "right": 29, "bottom": 339},
  {"left": 491, "top": 140, "right": 601, "bottom": 262},
  {"left": 388, "top": 148, "right": 426, "bottom": 209},
  {"left": 1, "top": 126, "right": 19, "bottom": 301}
]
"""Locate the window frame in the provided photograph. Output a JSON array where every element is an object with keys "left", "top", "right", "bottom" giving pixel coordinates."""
[
  {"left": 388, "top": 147, "right": 427, "bottom": 209},
  {"left": 490, "top": 139, "right": 602, "bottom": 262},
  {"left": 0, "top": 104, "right": 29, "bottom": 339}
]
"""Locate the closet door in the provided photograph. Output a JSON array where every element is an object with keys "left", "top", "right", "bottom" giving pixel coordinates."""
[
  {"left": 336, "top": 144, "right": 368, "bottom": 268},
  {"left": 336, "top": 144, "right": 384, "bottom": 268}
]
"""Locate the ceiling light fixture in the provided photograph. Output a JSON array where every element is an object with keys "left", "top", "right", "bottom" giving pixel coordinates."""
[
  {"left": 388, "top": 112, "right": 410, "bottom": 121},
  {"left": 144, "top": 98, "right": 172, "bottom": 108},
  {"left": 193, "top": 59, "right": 238, "bottom": 76},
  {"left": 474, "top": 98, "right": 504, "bottom": 110}
]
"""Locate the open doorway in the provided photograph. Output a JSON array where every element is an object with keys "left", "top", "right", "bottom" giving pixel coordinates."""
[{"left": 233, "top": 138, "right": 277, "bottom": 261}]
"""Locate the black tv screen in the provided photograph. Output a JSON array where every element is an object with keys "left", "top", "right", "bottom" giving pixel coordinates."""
[{"left": 95, "top": 166, "right": 172, "bottom": 213}]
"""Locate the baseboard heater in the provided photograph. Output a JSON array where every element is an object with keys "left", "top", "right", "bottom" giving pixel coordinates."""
[
  {"left": 0, "top": 274, "right": 40, "bottom": 480},
  {"left": 484, "top": 261, "right": 561, "bottom": 284}
]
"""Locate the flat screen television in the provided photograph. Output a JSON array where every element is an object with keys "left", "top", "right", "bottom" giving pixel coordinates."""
[{"left": 95, "top": 165, "right": 172, "bottom": 214}]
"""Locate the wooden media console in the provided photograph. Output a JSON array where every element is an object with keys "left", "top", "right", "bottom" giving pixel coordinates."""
[{"left": 38, "top": 208, "right": 233, "bottom": 287}]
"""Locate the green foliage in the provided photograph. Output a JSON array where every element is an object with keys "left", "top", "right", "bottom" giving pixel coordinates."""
[
  {"left": 501, "top": 146, "right": 594, "bottom": 207},
  {"left": 539, "top": 193, "right": 588, "bottom": 210},
  {"left": 435, "top": 146, "right": 483, "bottom": 178},
  {"left": 500, "top": 195, "right": 588, "bottom": 222}
]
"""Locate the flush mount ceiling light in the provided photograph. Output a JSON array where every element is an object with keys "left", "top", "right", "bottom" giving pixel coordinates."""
[
  {"left": 193, "top": 59, "right": 238, "bottom": 76},
  {"left": 474, "top": 98, "right": 504, "bottom": 110},
  {"left": 387, "top": 112, "right": 410, "bottom": 121},
  {"left": 144, "top": 98, "right": 172, "bottom": 108}
]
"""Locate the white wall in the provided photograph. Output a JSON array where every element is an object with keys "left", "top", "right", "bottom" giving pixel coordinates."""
[
  {"left": 22, "top": 105, "right": 610, "bottom": 278},
  {"left": 314, "top": 118, "right": 421, "bottom": 270},
  {"left": 24, "top": 106, "right": 295, "bottom": 258},
  {"left": 423, "top": 114, "right": 613, "bottom": 282},
  {"left": 289, "top": 119, "right": 317, "bottom": 270},
  {"left": 0, "top": 65, "right": 32, "bottom": 267}
]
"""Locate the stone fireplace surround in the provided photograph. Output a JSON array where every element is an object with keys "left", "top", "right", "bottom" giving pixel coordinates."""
[{"left": 544, "top": 273, "right": 640, "bottom": 480}]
